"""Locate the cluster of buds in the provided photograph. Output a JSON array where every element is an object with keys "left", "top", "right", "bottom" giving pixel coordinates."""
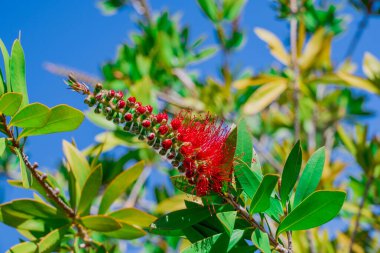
[{"left": 67, "top": 77, "right": 234, "bottom": 196}]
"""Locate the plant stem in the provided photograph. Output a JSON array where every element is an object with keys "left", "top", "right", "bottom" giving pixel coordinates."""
[
  {"left": 290, "top": 0, "right": 301, "bottom": 141},
  {"left": 348, "top": 173, "right": 374, "bottom": 253},
  {"left": 223, "top": 193, "right": 290, "bottom": 253},
  {"left": 344, "top": 14, "right": 369, "bottom": 60},
  {"left": 0, "top": 115, "right": 92, "bottom": 248}
]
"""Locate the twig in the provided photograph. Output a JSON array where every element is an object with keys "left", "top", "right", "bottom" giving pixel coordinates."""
[
  {"left": 44, "top": 62, "right": 101, "bottom": 85},
  {"left": 172, "top": 68, "right": 197, "bottom": 96},
  {"left": 252, "top": 136, "right": 283, "bottom": 172},
  {"left": 290, "top": 0, "right": 301, "bottom": 141},
  {"left": 223, "top": 193, "right": 290, "bottom": 253},
  {"left": 348, "top": 173, "right": 374, "bottom": 253},
  {"left": 125, "top": 166, "right": 152, "bottom": 207},
  {"left": 344, "top": 14, "right": 369, "bottom": 60},
  {"left": 1, "top": 115, "right": 92, "bottom": 248},
  {"left": 306, "top": 230, "right": 317, "bottom": 253}
]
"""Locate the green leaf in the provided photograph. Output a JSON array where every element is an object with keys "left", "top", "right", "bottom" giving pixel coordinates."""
[
  {"left": 0, "top": 92, "right": 23, "bottom": 116},
  {"left": 81, "top": 215, "right": 122, "bottom": 232},
  {"left": 19, "top": 104, "right": 84, "bottom": 138},
  {"left": 98, "top": 161, "right": 144, "bottom": 214},
  {"left": 0, "top": 199, "right": 62, "bottom": 219},
  {"left": 223, "top": 0, "right": 247, "bottom": 21},
  {"left": 38, "top": 226, "right": 69, "bottom": 253},
  {"left": 182, "top": 233, "right": 229, "bottom": 253},
  {"left": 102, "top": 222, "right": 146, "bottom": 240},
  {"left": 0, "top": 68, "right": 4, "bottom": 95},
  {"left": 0, "top": 39, "right": 11, "bottom": 91},
  {"left": 108, "top": 208, "right": 156, "bottom": 228},
  {"left": 277, "top": 190, "right": 346, "bottom": 234},
  {"left": 151, "top": 207, "right": 212, "bottom": 231},
  {"left": 251, "top": 229, "right": 271, "bottom": 253},
  {"left": 235, "top": 119, "right": 260, "bottom": 198},
  {"left": 62, "top": 140, "right": 91, "bottom": 209},
  {"left": 15, "top": 148, "right": 32, "bottom": 188},
  {"left": 250, "top": 174, "right": 279, "bottom": 214},
  {"left": 216, "top": 211, "right": 237, "bottom": 235},
  {"left": 280, "top": 141, "right": 302, "bottom": 206},
  {"left": 6, "top": 241, "right": 37, "bottom": 253},
  {"left": 9, "top": 103, "right": 50, "bottom": 128},
  {"left": 197, "top": 0, "right": 219, "bottom": 22},
  {"left": 264, "top": 197, "right": 283, "bottom": 223},
  {"left": 77, "top": 164, "right": 103, "bottom": 214},
  {"left": 293, "top": 147, "right": 325, "bottom": 207},
  {"left": 227, "top": 229, "right": 245, "bottom": 251},
  {"left": 10, "top": 39, "right": 28, "bottom": 106},
  {"left": 171, "top": 175, "right": 196, "bottom": 195},
  {"left": 0, "top": 137, "right": 6, "bottom": 156}
]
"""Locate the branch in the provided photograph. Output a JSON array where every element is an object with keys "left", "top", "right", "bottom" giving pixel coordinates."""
[
  {"left": 348, "top": 173, "right": 374, "bottom": 253},
  {"left": 1, "top": 115, "right": 92, "bottom": 248},
  {"left": 344, "top": 14, "right": 369, "bottom": 60},
  {"left": 124, "top": 166, "right": 152, "bottom": 207},
  {"left": 223, "top": 193, "right": 290, "bottom": 253}
]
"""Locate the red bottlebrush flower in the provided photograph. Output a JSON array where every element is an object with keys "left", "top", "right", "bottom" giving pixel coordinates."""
[
  {"left": 136, "top": 106, "right": 146, "bottom": 114},
  {"left": 158, "top": 125, "right": 169, "bottom": 135},
  {"left": 128, "top": 96, "right": 136, "bottom": 103},
  {"left": 147, "top": 132, "right": 155, "bottom": 141},
  {"left": 183, "top": 157, "right": 196, "bottom": 170},
  {"left": 156, "top": 113, "right": 168, "bottom": 123},
  {"left": 116, "top": 91, "right": 124, "bottom": 98},
  {"left": 171, "top": 117, "right": 182, "bottom": 130},
  {"left": 175, "top": 111, "right": 234, "bottom": 195},
  {"left": 162, "top": 139, "right": 173, "bottom": 149},
  {"left": 196, "top": 176, "right": 209, "bottom": 196},
  {"left": 118, "top": 100, "right": 126, "bottom": 109},
  {"left": 124, "top": 113, "right": 133, "bottom": 121},
  {"left": 142, "top": 120, "right": 151, "bottom": 128},
  {"left": 146, "top": 105, "right": 153, "bottom": 114}
]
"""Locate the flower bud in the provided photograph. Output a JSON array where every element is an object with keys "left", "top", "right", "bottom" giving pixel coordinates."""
[
  {"left": 158, "top": 125, "right": 169, "bottom": 135},
  {"left": 136, "top": 105, "right": 146, "bottom": 115},
  {"left": 142, "top": 120, "right": 151, "bottom": 128},
  {"left": 156, "top": 113, "right": 168, "bottom": 123},
  {"left": 146, "top": 105, "right": 153, "bottom": 114},
  {"left": 124, "top": 113, "right": 133, "bottom": 122},
  {"left": 118, "top": 100, "right": 126, "bottom": 109},
  {"left": 171, "top": 118, "right": 182, "bottom": 130},
  {"left": 162, "top": 139, "right": 172, "bottom": 149},
  {"left": 147, "top": 132, "right": 155, "bottom": 141}
]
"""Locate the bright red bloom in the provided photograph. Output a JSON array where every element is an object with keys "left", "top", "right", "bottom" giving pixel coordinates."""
[
  {"left": 156, "top": 113, "right": 168, "bottom": 123},
  {"left": 170, "top": 117, "right": 182, "bottom": 130},
  {"left": 162, "top": 139, "right": 173, "bottom": 149},
  {"left": 124, "top": 113, "right": 133, "bottom": 121},
  {"left": 128, "top": 96, "right": 136, "bottom": 103},
  {"left": 118, "top": 100, "right": 126, "bottom": 109},
  {"left": 158, "top": 125, "right": 169, "bottom": 135},
  {"left": 136, "top": 106, "right": 146, "bottom": 114},
  {"left": 146, "top": 105, "right": 153, "bottom": 113},
  {"left": 142, "top": 119, "right": 151, "bottom": 128}
]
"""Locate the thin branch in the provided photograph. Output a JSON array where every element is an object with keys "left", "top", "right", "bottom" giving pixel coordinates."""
[
  {"left": 44, "top": 62, "right": 101, "bottom": 85},
  {"left": 344, "top": 14, "right": 369, "bottom": 60},
  {"left": 290, "top": 0, "right": 301, "bottom": 141},
  {"left": 307, "top": 230, "right": 317, "bottom": 253},
  {"left": 1, "top": 115, "right": 92, "bottom": 248},
  {"left": 125, "top": 166, "right": 152, "bottom": 207},
  {"left": 223, "top": 193, "right": 290, "bottom": 253},
  {"left": 252, "top": 136, "right": 283, "bottom": 172},
  {"left": 348, "top": 173, "right": 374, "bottom": 253}
]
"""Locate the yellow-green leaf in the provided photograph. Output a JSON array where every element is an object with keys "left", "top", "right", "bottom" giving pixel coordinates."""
[
  {"left": 6, "top": 241, "right": 37, "bottom": 253},
  {"left": 299, "top": 29, "right": 325, "bottom": 70},
  {"left": 10, "top": 39, "right": 28, "bottom": 106},
  {"left": 37, "top": 226, "right": 69, "bottom": 253},
  {"left": 15, "top": 148, "right": 32, "bottom": 188},
  {"left": 233, "top": 75, "right": 285, "bottom": 90},
  {"left": 336, "top": 71, "right": 380, "bottom": 94},
  {"left": 0, "top": 39, "right": 11, "bottom": 91},
  {"left": 77, "top": 164, "right": 103, "bottom": 214},
  {"left": 102, "top": 222, "right": 146, "bottom": 240},
  {"left": 0, "top": 92, "right": 23, "bottom": 116},
  {"left": 9, "top": 102, "right": 50, "bottom": 128},
  {"left": 242, "top": 80, "right": 287, "bottom": 115},
  {"left": 363, "top": 52, "right": 380, "bottom": 80},
  {"left": 109, "top": 208, "right": 156, "bottom": 228},
  {"left": 81, "top": 215, "right": 122, "bottom": 232},
  {"left": 254, "top": 28, "right": 290, "bottom": 65}
]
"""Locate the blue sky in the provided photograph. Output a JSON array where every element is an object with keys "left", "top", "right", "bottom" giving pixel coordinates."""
[{"left": 0, "top": 0, "right": 379, "bottom": 250}]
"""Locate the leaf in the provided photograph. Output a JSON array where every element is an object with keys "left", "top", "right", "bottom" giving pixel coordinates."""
[
  {"left": 77, "top": 164, "right": 103, "bottom": 214},
  {"left": 277, "top": 190, "right": 346, "bottom": 234},
  {"left": 280, "top": 141, "right": 302, "bottom": 206},
  {"left": 81, "top": 215, "right": 122, "bottom": 232},
  {"left": 6, "top": 241, "right": 37, "bottom": 253},
  {"left": 0, "top": 138, "right": 6, "bottom": 156},
  {"left": 235, "top": 119, "right": 261, "bottom": 198},
  {"left": 242, "top": 80, "right": 287, "bottom": 115},
  {"left": 0, "top": 67, "right": 4, "bottom": 95},
  {"left": 108, "top": 208, "right": 156, "bottom": 228},
  {"left": 336, "top": 125, "right": 356, "bottom": 156},
  {"left": 9, "top": 102, "right": 50, "bottom": 128},
  {"left": 19, "top": 104, "right": 85, "bottom": 138},
  {"left": 197, "top": 0, "right": 219, "bottom": 22},
  {"left": 15, "top": 148, "right": 32, "bottom": 188},
  {"left": 0, "top": 39, "right": 11, "bottom": 91},
  {"left": 363, "top": 52, "right": 380, "bottom": 80},
  {"left": 294, "top": 147, "right": 325, "bottom": 207},
  {"left": 155, "top": 194, "right": 187, "bottom": 213},
  {"left": 336, "top": 71, "right": 380, "bottom": 94},
  {"left": 299, "top": 29, "right": 325, "bottom": 70},
  {"left": 233, "top": 75, "right": 285, "bottom": 90},
  {"left": 182, "top": 233, "right": 229, "bottom": 253},
  {"left": 251, "top": 229, "right": 271, "bottom": 253},
  {"left": 250, "top": 174, "right": 279, "bottom": 214},
  {"left": 216, "top": 211, "right": 237, "bottom": 235},
  {"left": 223, "top": 0, "right": 247, "bottom": 21},
  {"left": 227, "top": 229, "right": 245, "bottom": 251},
  {"left": 102, "top": 222, "right": 146, "bottom": 239},
  {"left": 10, "top": 39, "right": 28, "bottom": 106},
  {"left": 38, "top": 226, "right": 69, "bottom": 253},
  {"left": 171, "top": 175, "right": 196, "bottom": 195},
  {"left": 151, "top": 207, "right": 212, "bottom": 231},
  {"left": 0, "top": 92, "right": 23, "bottom": 116},
  {"left": 264, "top": 197, "right": 283, "bottom": 223},
  {"left": 254, "top": 28, "right": 290, "bottom": 65},
  {"left": 0, "top": 199, "right": 62, "bottom": 219},
  {"left": 98, "top": 161, "right": 144, "bottom": 214}
]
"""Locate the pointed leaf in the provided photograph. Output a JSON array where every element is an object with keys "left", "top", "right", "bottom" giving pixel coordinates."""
[
  {"left": 277, "top": 190, "right": 346, "bottom": 234},
  {"left": 81, "top": 215, "right": 122, "bottom": 232},
  {"left": 251, "top": 229, "right": 271, "bottom": 253},
  {"left": 216, "top": 211, "right": 237, "bottom": 235},
  {"left": 294, "top": 147, "right": 325, "bottom": 207},
  {"left": 280, "top": 141, "right": 302, "bottom": 206},
  {"left": 10, "top": 39, "right": 28, "bottom": 106},
  {"left": 77, "top": 164, "right": 103, "bottom": 214},
  {"left": 6, "top": 242, "right": 37, "bottom": 253},
  {"left": 99, "top": 161, "right": 144, "bottom": 214},
  {"left": 299, "top": 29, "right": 325, "bottom": 70},
  {"left": 250, "top": 174, "right": 279, "bottom": 214},
  {"left": 38, "top": 226, "right": 69, "bottom": 253},
  {"left": 102, "top": 222, "right": 146, "bottom": 240},
  {"left": 15, "top": 148, "right": 32, "bottom": 188},
  {"left": 363, "top": 52, "right": 380, "bottom": 80},
  {"left": 0, "top": 39, "right": 11, "bottom": 91},
  {"left": 10, "top": 103, "right": 50, "bottom": 128},
  {"left": 108, "top": 208, "right": 156, "bottom": 228}
]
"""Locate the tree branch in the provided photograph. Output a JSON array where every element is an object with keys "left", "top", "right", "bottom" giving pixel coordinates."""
[{"left": 344, "top": 14, "right": 369, "bottom": 60}]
